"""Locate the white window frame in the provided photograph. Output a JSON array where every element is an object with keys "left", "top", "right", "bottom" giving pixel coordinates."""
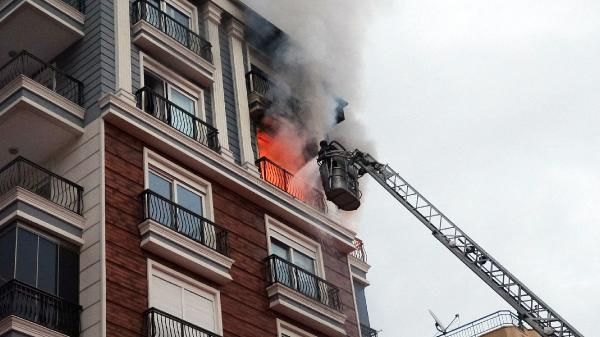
[
  {"left": 276, "top": 319, "right": 317, "bottom": 337},
  {"left": 147, "top": 259, "right": 223, "bottom": 334},
  {"left": 156, "top": 0, "right": 199, "bottom": 33},
  {"left": 265, "top": 215, "right": 325, "bottom": 277},
  {"left": 144, "top": 148, "right": 214, "bottom": 221},
  {"left": 140, "top": 53, "right": 206, "bottom": 121}
]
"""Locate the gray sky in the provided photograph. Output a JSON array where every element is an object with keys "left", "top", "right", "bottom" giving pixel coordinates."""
[{"left": 245, "top": 1, "right": 599, "bottom": 335}]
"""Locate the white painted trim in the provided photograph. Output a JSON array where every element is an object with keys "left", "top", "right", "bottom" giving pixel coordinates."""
[
  {"left": 99, "top": 119, "right": 107, "bottom": 337},
  {"left": 276, "top": 318, "right": 318, "bottom": 337},
  {"left": 0, "top": 188, "right": 85, "bottom": 245},
  {"left": 265, "top": 214, "right": 325, "bottom": 277},
  {"left": 139, "top": 219, "right": 234, "bottom": 284},
  {"left": 114, "top": 0, "right": 133, "bottom": 96},
  {"left": 0, "top": 315, "right": 68, "bottom": 337},
  {"left": 99, "top": 94, "right": 357, "bottom": 250},
  {"left": 348, "top": 257, "right": 364, "bottom": 336},
  {"left": 147, "top": 259, "right": 224, "bottom": 335},
  {"left": 349, "top": 255, "right": 371, "bottom": 275},
  {"left": 144, "top": 148, "right": 214, "bottom": 221},
  {"left": 140, "top": 52, "right": 207, "bottom": 121},
  {"left": 267, "top": 283, "right": 347, "bottom": 337},
  {"left": 0, "top": 0, "right": 85, "bottom": 31}
]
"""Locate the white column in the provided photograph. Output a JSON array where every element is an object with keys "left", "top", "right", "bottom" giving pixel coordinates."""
[
  {"left": 227, "top": 19, "right": 259, "bottom": 175},
  {"left": 202, "top": 3, "right": 234, "bottom": 162},
  {"left": 113, "top": 0, "right": 135, "bottom": 103}
]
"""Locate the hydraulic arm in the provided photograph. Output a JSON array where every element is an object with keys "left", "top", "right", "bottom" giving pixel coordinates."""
[{"left": 317, "top": 142, "right": 583, "bottom": 337}]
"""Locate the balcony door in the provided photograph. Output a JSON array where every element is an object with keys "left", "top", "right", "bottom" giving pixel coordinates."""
[
  {"left": 270, "top": 238, "right": 320, "bottom": 300},
  {"left": 143, "top": 72, "right": 198, "bottom": 139}
]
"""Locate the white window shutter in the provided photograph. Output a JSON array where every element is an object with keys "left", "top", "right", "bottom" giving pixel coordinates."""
[
  {"left": 152, "top": 275, "right": 183, "bottom": 318},
  {"left": 183, "top": 289, "right": 216, "bottom": 332}
]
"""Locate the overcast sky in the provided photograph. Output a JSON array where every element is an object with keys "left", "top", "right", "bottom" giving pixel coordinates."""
[{"left": 245, "top": 1, "right": 599, "bottom": 336}]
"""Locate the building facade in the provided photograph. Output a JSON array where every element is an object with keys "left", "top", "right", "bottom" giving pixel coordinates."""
[{"left": 0, "top": 1, "right": 378, "bottom": 337}]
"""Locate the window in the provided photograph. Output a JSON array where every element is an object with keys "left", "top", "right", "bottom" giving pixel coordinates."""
[
  {"left": 0, "top": 224, "right": 79, "bottom": 303},
  {"left": 277, "top": 319, "right": 317, "bottom": 337},
  {"left": 144, "top": 149, "right": 216, "bottom": 248},
  {"left": 149, "top": 261, "right": 222, "bottom": 334}
]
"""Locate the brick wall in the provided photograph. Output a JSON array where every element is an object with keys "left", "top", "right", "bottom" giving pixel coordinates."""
[{"left": 104, "top": 122, "right": 360, "bottom": 337}]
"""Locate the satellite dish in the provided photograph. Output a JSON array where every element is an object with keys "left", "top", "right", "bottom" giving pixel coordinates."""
[{"left": 429, "top": 309, "right": 447, "bottom": 333}]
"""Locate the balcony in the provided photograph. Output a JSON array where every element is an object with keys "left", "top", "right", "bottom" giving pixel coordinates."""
[
  {"left": 0, "top": 51, "right": 85, "bottom": 166},
  {"left": 139, "top": 190, "right": 234, "bottom": 284},
  {"left": 143, "top": 308, "right": 221, "bottom": 337},
  {"left": 131, "top": 0, "right": 215, "bottom": 86},
  {"left": 265, "top": 255, "right": 347, "bottom": 336},
  {"left": 0, "top": 279, "right": 81, "bottom": 337},
  {"left": 361, "top": 324, "right": 379, "bottom": 337},
  {"left": 245, "top": 69, "right": 273, "bottom": 118},
  {"left": 256, "top": 156, "right": 327, "bottom": 213},
  {"left": 135, "top": 87, "right": 220, "bottom": 153},
  {"left": 0, "top": 0, "right": 84, "bottom": 66},
  {"left": 438, "top": 311, "right": 533, "bottom": 337},
  {"left": 349, "top": 239, "right": 370, "bottom": 285}
]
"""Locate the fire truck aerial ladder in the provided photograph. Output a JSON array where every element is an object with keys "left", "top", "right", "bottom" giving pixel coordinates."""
[{"left": 316, "top": 141, "right": 583, "bottom": 337}]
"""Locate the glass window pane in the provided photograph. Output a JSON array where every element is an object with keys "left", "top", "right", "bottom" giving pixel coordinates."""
[
  {"left": 271, "top": 239, "right": 290, "bottom": 261},
  {"left": 144, "top": 72, "right": 165, "bottom": 96},
  {"left": 15, "top": 229, "right": 38, "bottom": 287},
  {"left": 176, "top": 185, "right": 202, "bottom": 215},
  {"left": 38, "top": 237, "right": 57, "bottom": 295},
  {"left": 169, "top": 88, "right": 196, "bottom": 138},
  {"left": 169, "top": 88, "right": 195, "bottom": 115},
  {"left": 294, "top": 250, "right": 316, "bottom": 274},
  {"left": 0, "top": 228, "right": 16, "bottom": 283},
  {"left": 59, "top": 247, "right": 79, "bottom": 303},
  {"left": 165, "top": 4, "right": 190, "bottom": 28},
  {"left": 149, "top": 172, "right": 172, "bottom": 200}
]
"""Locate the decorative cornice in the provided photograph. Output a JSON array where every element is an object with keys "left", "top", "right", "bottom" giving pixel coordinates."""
[
  {"left": 226, "top": 18, "right": 244, "bottom": 40},
  {"left": 201, "top": 1, "right": 223, "bottom": 24},
  {"left": 139, "top": 219, "right": 234, "bottom": 284},
  {"left": 0, "top": 315, "right": 69, "bottom": 337}
]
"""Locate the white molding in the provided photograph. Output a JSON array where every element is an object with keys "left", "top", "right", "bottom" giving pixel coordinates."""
[
  {"left": 114, "top": 0, "right": 133, "bottom": 95},
  {"left": 144, "top": 148, "right": 215, "bottom": 220},
  {"left": 100, "top": 94, "right": 357, "bottom": 250},
  {"left": 265, "top": 214, "right": 326, "bottom": 277},
  {"left": 139, "top": 219, "right": 234, "bottom": 285},
  {"left": 0, "top": 315, "right": 69, "bottom": 337},
  {"left": 99, "top": 119, "right": 107, "bottom": 337},
  {"left": 348, "top": 257, "right": 364, "bottom": 335},
  {"left": 0, "top": 0, "right": 85, "bottom": 31},
  {"left": 267, "top": 283, "right": 347, "bottom": 337},
  {"left": 0, "top": 187, "right": 85, "bottom": 245},
  {"left": 276, "top": 318, "right": 318, "bottom": 337},
  {"left": 349, "top": 255, "right": 371, "bottom": 274},
  {"left": 147, "top": 259, "right": 224, "bottom": 335},
  {"left": 132, "top": 21, "right": 215, "bottom": 86},
  {"left": 0, "top": 75, "right": 85, "bottom": 122}
]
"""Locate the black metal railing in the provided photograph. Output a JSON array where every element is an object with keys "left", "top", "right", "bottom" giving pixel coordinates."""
[
  {"left": 0, "top": 280, "right": 81, "bottom": 337},
  {"left": 0, "top": 157, "right": 83, "bottom": 214},
  {"left": 141, "top": 190, "right": 229, "bottom": 256},
  {"left": 256, "top": 156, "right": 327, "bottom": 212},
  {"left": 351, "top": 239, "right": 368, "bottom": 263},
  {"left": 360, "top": 324, "right": 379, "bottom": 337},
  {"left": 131, "top": 0, "right": 212, "bottom": 63},
  {"left": 438, "top": 311, "right": 522, "bottom": 337},
  {"left": 266, "top": 254, "right": 342, "bottom": 311},
  {"left": 0, "top": 51, "right": 83, "bottom": 105},
  {"left": 245, "top": 69, "right": 273, "bottom": 98},
  {"left": 62, "top": 0, "right": 85, "bottom": 12},
  {"left": 135, "top": 87, "right": 220, "bottom": 152},
  {"left": 144, "top": 307, "right": 221, "bottom": 337}
]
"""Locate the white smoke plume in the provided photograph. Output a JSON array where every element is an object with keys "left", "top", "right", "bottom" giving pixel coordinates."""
[{"left": 242, "top": 0, "right": 385, "bottom": 225}]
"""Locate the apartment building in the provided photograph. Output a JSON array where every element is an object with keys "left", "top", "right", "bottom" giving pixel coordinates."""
[{"left": 0, "top": 1, "right": 378, "bottom": 337}]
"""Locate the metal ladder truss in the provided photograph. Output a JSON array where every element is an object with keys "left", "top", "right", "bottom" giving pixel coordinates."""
[{"left": 352, "top": 151, "right": 582, "bottom": 337}]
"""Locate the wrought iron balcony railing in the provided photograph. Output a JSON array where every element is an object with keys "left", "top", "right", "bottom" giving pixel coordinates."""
[
  {"left": 246, "top": 69, "right": 274, "bottom": 98},
  {"left": 351, "top": 239, "right": 368, "bottom": 263},
  {"left": 62, "top": 0, "right": 85, "bottom": 12},
  {"left": 131, "top": 0, "right": 212, "bottom": 63},
  {"left": 265, "top": 254, "right": 342, "bottom": 311},
  {"left": 0, "top": 51, "right": 83, "bottom": 105},
  {"left": 360, "top": 324, "right": 379, "bottom": 337},
  {"left": 135, "top": 87, "right": 220, "bottom": 152},
  {"left": 256, "top": 156, "right": 327, "bottom": 212},
  {"left": 0, "top": 157, "right": 83, "bottom": 214},
  {"left": 144, "top": 307, "right": 221, "bottom": 337},
  {"left": 0, "top": 280, "right": 81, "bottom": 337},
  {"left": 438, "top": 311, "right": 522, "bottom": 337},
  {"left": 141, "top": 190, "right": 229, "bottom": 256}
]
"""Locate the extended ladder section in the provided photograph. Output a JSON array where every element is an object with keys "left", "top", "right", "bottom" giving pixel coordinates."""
[{"left": 351, "top": 151, "right": 582, "bottom": 337}]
